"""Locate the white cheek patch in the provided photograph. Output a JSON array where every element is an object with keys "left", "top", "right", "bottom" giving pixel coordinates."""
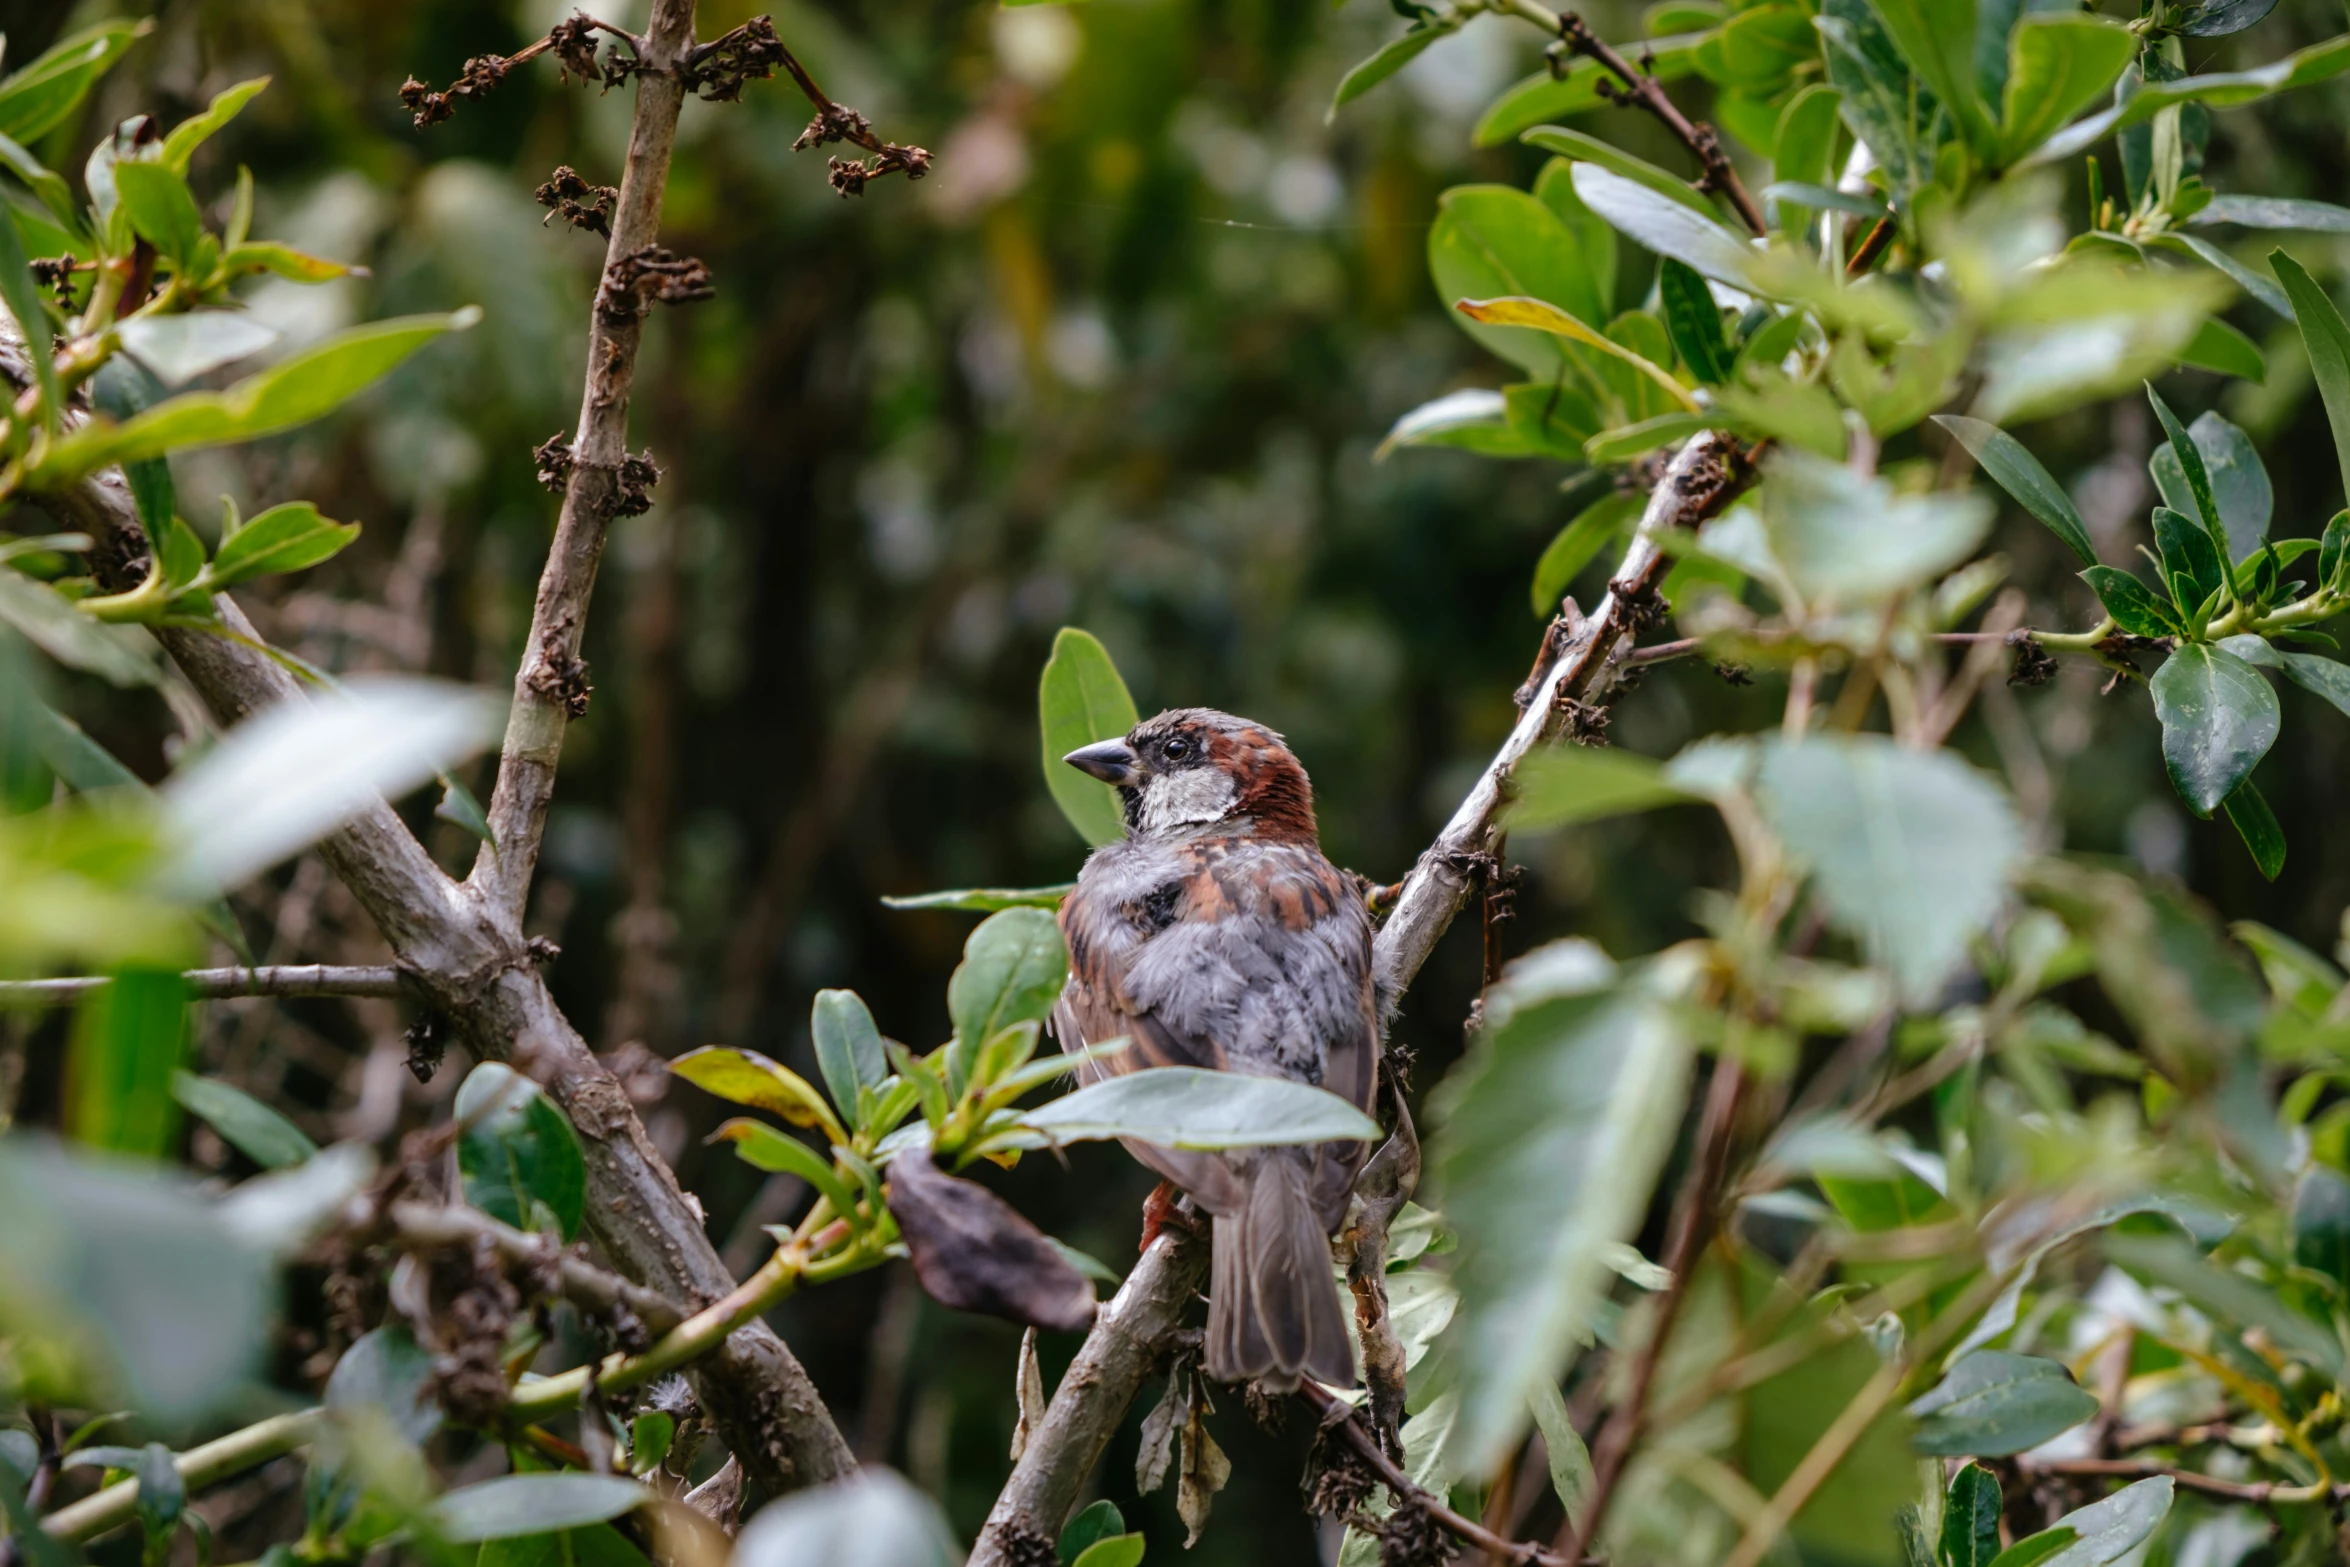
[{"left": 1139, "top": 767, "right": 1238, "bottom": 835}]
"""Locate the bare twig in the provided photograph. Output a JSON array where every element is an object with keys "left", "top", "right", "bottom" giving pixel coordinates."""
[
  {"left": 1845, "top": 215, "right": 1895, "bottom": 275},
  {"left": 2018, "top": 1456, "right": 2347, "bottom": 1505},
  {"left": 468, "top": 0, "right": 700, "bottom": 924},
  {"left": 1501, "top": 6, "right": 1766, "bottom": 239},
  {"left": 0, "top": 964, "right": 408, "bottom": 1005},
  {"left": 1340, "top": 1099, "right": 1421, "bottom": 1459},
  {"left": 385, "top": 1199, "right": 686, "bottom": 1334},
  {"left": 1375, "top": 433, "right": 1749, "bottom": 1007},
  {"left": 1296, "top": 1382, "right": 1578, "bottom": 1567},
  {"left": 1557, "top": 1059, "right": 1745, "bottom": 1563}
]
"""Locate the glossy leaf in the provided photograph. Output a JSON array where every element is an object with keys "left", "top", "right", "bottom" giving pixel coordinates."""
[
  {"left": 1942, "top": 1465, "right": 2002, "bottom": 1567},
  {"left": 2224, "top": 777, "right": 2286, "bottom": 880},
  {"left": 2292, "top": 1164, "right": 2350, "bottom": 1292},
  {"left": 710, "top": 1120, "right": 857, "bottom": 1219},
  {"left": 2196, "top": 194, "right": 2350, "bottom": 231},
  {"left": 431, "top": 1475, "right": 648, "bottom": 1543},
  {"left": 158, "top": 677, "right": 500, "bottom": 897},
  {"left": 455, "top": 1062, "right": 587, "bottom": 1240},
  {"left": 1568, "top": 163, "right": 1754, "bottom": 288},
  {"left": 1997, "top": 15, "right": 2134, "bottom": 163},
  {"left": 733, "top": 1470, "right": 958, "bottom": 1567},
  {"left": 2032, "top": 33, "right": 2350, "bottom": 166},
  {"left": 2150, "top": 232, "right": 2288, "bottom": 317},
  {"left": 1008, "top": 1066, "right": 1379, "bottom": 1151},
  {"left": 1059, "top": 1501, "right": 1126, "bottom": 1566},
  {"left": 2150, "top": 507, "right": 2221, "bottom": 611},
  {"left": 2078, "top": 565, "right": 2180, "bottom": 637},
  {"left": 812, "top": 989, "right": 890, "bottom": 1127},
  {"left": 670, "top": 1047, "right": 844, "bottom": 1139},
  {"left": 1430, "top": 185, "right": 1612, "bottom": 375},
  {"left": 1507, "top": 745, "right": 1698, "bottom": 830},
  {"left": 34, "top": 309, "right": 479, "bottom": 484},
  {"left": 1520, "top": 126, "right": 1720, "bottom": 222},
  {"left": 1329, "top": 23, "right": 1450, "bottom": 116},
  {"left": 1907, "top": 1352, "right": 2098, "bottom": 1456},
  {"left": 945, "top": 907, "right": 1067, "bottom": 1097},
  {"left": 2273, "top": 249, "right": 2350, "bottom": 508},
  {"left": 1038, "top": 626, "right": 1139, "bottom": 848},
  {"left": 0, "top": 184, "right": 57, "bottom": 425},
  {"left": 170, "top": 1072, "right": 315, "bottom": 1169},
  {"left": 0, "top": 22, "right": 144, "bottom": 146},
  {"left": 2176, "top": 315, "right": 2265, "bottom": 384},
  {"left": 2143, "top": 385, "right": 2233, "bottom": 574},
  {"left": 881, "top": 883, "right": 1071, "bottom": 913},
  {"left": 1934, "top": 415, "right": 2096, "bottom": 566},
  {"left": 2023, "top": 1477, "right": 2172, "bottom": 1567},
  {"left": 207, "top": 502, "right": 360, "bottom": 586},
  {"left": 117, "top": 312, "right": 278, "bottom": 387},
  {"left": 2148, "top": 642, "right": 2280, "bottom": 817},
  {"left": 160, "top": 77, "right": 269, "bottom": 171},
  {"left": 1530, "top": 492, "right": 1642, "bottom": 615},
  {"left": 1455, "top": 297, "right": 1697, "bottom": 413},
  {"left": 1376, "top": 387, "right": 1526, "bottom": 459},
  {"left": 1756, "top": 736, "right": 2022, "bottom": 1005},
  {"left": 1657, "top": 258, "right": 1731, "bottom": 384},
  {"left": 1430, "top": 945, "right": 1692, "bottom": 1471},
  {"left": 66, "top": 968, "right": 187, "bottom": 1158},
  {"left": 112, "top": 160, "right": 204, "bottom": 268}
]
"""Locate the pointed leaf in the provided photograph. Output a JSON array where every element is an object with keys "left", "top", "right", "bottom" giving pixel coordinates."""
[
  {"left": 1455, "top": 297, "right": 1698, "bottom": 412},
  {"left": 1934, "top": 415, "right": 2095, "bottom": 566},
  {"left": 1998, "top": 15, "right": 2134, "bottom": 163},
  {"left": 2149, "top": 642, "right": 2279, "bottom": 816},
  {"left": 2143, "top": 384, "right": 2233, "bottom": 577},
  {"left": 161, "top": 78, "right": 269, "bottom": 172},
  {"left": 1569, "top": 162, "right": 1755, "bottom": 288},
  {"left": 880, "top": 884, "right": 1072, "bottom": 912},
  {"left": 431, "top": 1475, "right": 648, "bottom": 1543},
  {"left": 1007, "top": 1067, "right": 1378, "bottom": 1151},
  {"left": 2223, "top": 779, "right": 2285, "bottom": 880},
  {"left": 1658, "top": 257, "right": 1731, "bottom": 384},
  {"left": 1330, "top": 24, "right": 1451, "bottom": 116},
  {"left": 1531, "top": 491, "right": 1643, "bottom": 615},
  {"left": 1039, "top": 627, "right": 1139, "bottom": 848},
  {"left": 170, "top": 1072, "right": 315, "bottom": 1169},
  {"left": 671, "top": 1047, "right": 845, "bottom": 1140},
  {"left": 1375, "top": 387, "right": 1530, "bottom": 459},
  {"left": 1908, "top": 1352, "right": 2098, "bottom": 1456},
  {"left": 1942, "top": 1465, "right": 2003, "bottom": 1567},
  {"left": 709, "top": 1120, "right": 857, "bottom": 1218},
  {"left": 2273, "top": 249, "right": 2350, "bottom": 509},
  {"left": 0, "top": 22, "right": 144, "bottom": 145}
]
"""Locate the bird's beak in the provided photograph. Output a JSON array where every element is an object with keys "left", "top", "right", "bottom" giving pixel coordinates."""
[{"left": 1064, "top": 739, "right": 1139, "bottom": 786}]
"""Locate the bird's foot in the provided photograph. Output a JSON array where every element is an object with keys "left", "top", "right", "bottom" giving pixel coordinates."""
[{"left": 1139, "top": 1179, "right": 1204, "bottom": 1253}]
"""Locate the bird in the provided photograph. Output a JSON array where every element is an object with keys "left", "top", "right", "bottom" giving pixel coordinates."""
[{"left": 1053, "top": 708, "right": 1378, "bottom": 1390}]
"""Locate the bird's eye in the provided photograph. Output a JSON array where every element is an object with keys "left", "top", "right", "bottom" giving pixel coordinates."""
[{"left": 1164, "top": 738, "right": 1190, "bottom": 760}]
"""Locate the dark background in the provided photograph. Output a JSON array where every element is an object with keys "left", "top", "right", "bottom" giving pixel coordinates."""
[{"left": 11, "top": 0, "right": 2350, "bottom": 1557}]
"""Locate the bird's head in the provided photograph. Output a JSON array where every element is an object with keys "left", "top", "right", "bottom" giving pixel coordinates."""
[{"left": 1063, "top": 709, "right": 1318, "bottom": 844}]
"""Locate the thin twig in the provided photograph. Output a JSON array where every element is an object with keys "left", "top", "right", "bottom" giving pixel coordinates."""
[
  {"left": 0, "top": 965, "right": 407, "bottom": 1006},
  {"left": 1845, "top": 216, "right": 1894, "bottom": 276},
  {"left": 385, "top": 1200, "right": 686, "bottom": 1334},
  {"left": 2018, "top": 1457, "right": 2347, "bottom": 1505},
  {"left": 1296, "top": 1382, "right": 1580, "bottom": 1567},
  {"left": 1558, "top": 1059, "right": 1745, "bottom": 1563},
  {"left": 1622, "top": 637, "right": 1700, "bottom": 667}
]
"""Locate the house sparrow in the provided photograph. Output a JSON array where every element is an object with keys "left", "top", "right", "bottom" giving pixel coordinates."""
[{"left": 1054, "top": 709, "right": 1378, "bottom": 1390}]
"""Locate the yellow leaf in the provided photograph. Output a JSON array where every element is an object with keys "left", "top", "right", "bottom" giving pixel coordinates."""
[
  {"left": 671, "top": 1047, "right": 846, "bottom": 1143},
  {"left": 1455, "top": 296, "right": 1702, "bottom": 414}
]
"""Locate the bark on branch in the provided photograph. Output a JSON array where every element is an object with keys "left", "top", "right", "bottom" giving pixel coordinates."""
[{"left": 0, "top": 965, "right": 409, "bottom": 1005}]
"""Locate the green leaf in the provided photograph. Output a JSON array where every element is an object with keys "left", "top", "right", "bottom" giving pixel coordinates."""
[
  {"left": 1531, "top": 492, "right": 1643, "bottom": 615},
  {"left": 455, "top": 1062, "right": 587, "bottom": 1240},
  {"left": 160, "top": 77, "right": 269, "bottom": 172},
  {"left": 33, "top": 309, "right": 479, "bottom": 484},
  {"left": 1427, "top": 943, "right": 1693, "bottom": 1472},
  {"left": 2109, "top": 1232, "right": 2339, "bottom": 1373},
  {"left": 629, "top": 1410, "right": 675, "bottom": 1477},
  {"left": 2148, "top": 232, "right": 2288, "bottom": 318},
  {"left": 1986, "top": 1530, "right": 2079, "bottom": 1567},
  {"left": 66, "top": 967, "right": 187, "bottom": 1158},
  {"left": 2326, "top": 510, "right": 2350, "bottom": 592},
  {"left": 430, "top": 1475, "right": 648, "bottom": 1544},
  {"left": 880, "top": 884, "right": 1072, "bottom": 912},
  {"left": 478, "top": 1527, "right": 651, "bottom": 1567},
  {"left": 1429, "top": 185, "right": 1613, "bottom": 376},
  {"left": 0, "top": 22, "right": 144, "bottom": 145},
  {"left": 1507, "top": 745, "right": 1697, "bottom": 830},
  {"left": 1658, "top": 258, "right": 1731, "bottom": 384},
  {"left": 1454, "top": 297, "right": 1698, "bottom": 413},
  {"left": 170, "top": 1072, "right": 315, "bottom": 1169},
  {"left": 670, "top": 1047, "right": 844, "bottom": 1138},
  {"left": 1038, "top": 626, "right": 1139, "bottom": 848},
  {"left": 1760, "top": 180, "right": 1885, "bottom": 221},
  {"left": 2024, "top": 1477, "right": 2173, "bottom": 1566},
  {"left": 117, "top": 311, "right": 278, "bottom": 387},
  {"left": 1907, "top": 1351, "right": 2098, "bottom": 1457},
  {"left": 812, "top": 990, "right": 889, "bottom": 1128},
  {"left": 2177, "top": 0, "right": 2278, "bottom": 34},
  {"left": 945, "top": 907, "right": 1068, "bottom": 1098},
  {"left": 219, "top": 241, "right": 354, "bottom": 283},
  {"left": 0, "top": 178, "right": 57, "bottom": 426},
  {"left": 708, "top": 1119, "right": 858, "bottom": 1218},
  {"left": 1004, "top": 1067, "right": 1380, "bottom": 1151},
  {"left": 1059, "top": 1500, "right": 1127, "bottom": 1566},
  {"left": 2222, "top": 779, "right": 2285, "bottom": 881},
  {"left": 2176, "top": 315, "right": 2265, "bottom": 384},
  {"left": 1770, "top": 84, "right": 1845, "bottom": 215},
  {"left": 2150, "top": 507, "right": 2221, "bottom": 610},
  {"left": 134, "top": 1441, "right": 184, "bottom": 1548},
  {"left": 0, "top": 131, "right": 77, "bottom": 230},
  {"left": 433, "top": 771, "right": 492, "bottom": 846},
  {"left": 2142, "top": 384, "right": 2233, "bottom": 579},
  {"left": 1069, "top": 1539, "right": 1145, "bottom": 1567},
  {"left": 1504, "top": 379, "right": 1606, "bottom": 459},
  {"left": 1933, "top": 415, "right": 2095, "bottom": 567},
  {"left": 2030, "top": 32, "right": 2350, "bottom": 167},
  {"left": 1819, "top": 0, "right": 1940, "bottom": 205},
  {"left": 730, "top": 1470, "right": 958, "bottom": 1567},
  {"left": 1520, "top": 126, "right": 1721, "bottom": 223},
  {"left": 1375, "top": 388, "right": 1531, "bottom": 459},
  {"left": 2272, "top": 249, "right": 2350, "bottom": 509},
  {"left": 2078, "top": 565, "right": 2180, "bottom": 637},
  {"left": 1997, "top": 15, "right": 2134, "bottom": 163},
  {"left": 1567, "top": 163, "right": 1755, "bottom": 288},
  {"left": 1755, "top": 735, "right": 2022, "bottom": 1005},
  {"left": 1942, "top": 1465, "right": 2003, "bottom": 1567},
  {"left": 112, "top": 160, "right": 204, "bottom": 269},
  {"left": 2292, "top": 1164, "right": 2350, "bottom": 1293},
  {"left": 2196, "top": 194, "right": 2350, "bottom": 231},
  {"left": 1870, "top": 0, "right": 1997, "bottom": 160},
  {"left": 2148, "top": 642, "right": 2279, "bottom": 817},
  {"left": 1753, "top": 447, "right": 1992, "bottom": 607},
  {"left": 0, "top": 577, "right": 157, "bottom": 690},
  {"left": 325, "top": 1324, "right": 440, "bottom": 1444},
  {"left": 2155, "top": 410, "right": 2269, "bottom": 563},
  {"left": 1329, "top": 23, "right": 1451, "bottom": 117},
  {"left": 1471, "top": 33, "right": 1709, "bottom": 147},
  {"left": 1583, "top": 411, "right": 1710, "bottom": 464},
  {"left": 206, "top": 502, "right": 360, "bottom": 587}
]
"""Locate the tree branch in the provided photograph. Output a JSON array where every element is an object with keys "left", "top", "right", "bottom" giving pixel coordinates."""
[
  {"left": 41, "top": 1410, "right": 325, "bottom": 1544},
  {"left": 966, "top": 1229, "right": 1210, "bottom": 1567},
  {"left": 466, "top": 0, "right": 699, "bottom": 925},
  {"left": 42, "top": 346, "right": 855, "bottom": 1506},
  {"left": 0, "top": 965, "right": 408, "bottom": 1005},
  {"left": 385, "top": 1199, "right": 686, "bottom": 1335}
]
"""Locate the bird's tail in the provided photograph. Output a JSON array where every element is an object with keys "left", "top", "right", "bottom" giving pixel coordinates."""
[{"left": 1206, "top": 1151, "right": 1353, "bottom": 1391}]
